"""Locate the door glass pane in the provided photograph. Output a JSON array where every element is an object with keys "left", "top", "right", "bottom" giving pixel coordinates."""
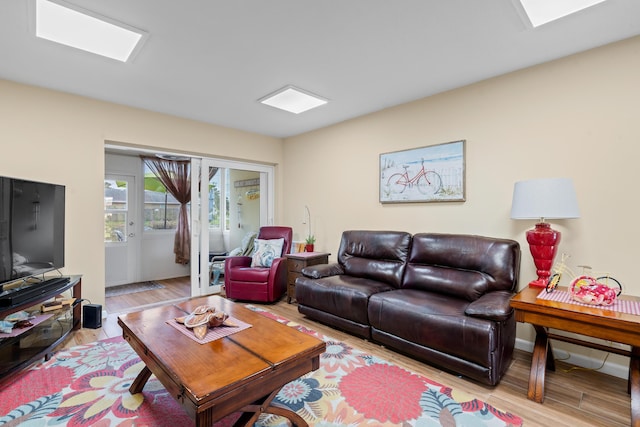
[
  {"left": 104, "top": 179, "right": 127, "bottom": 210},
  {"left": 208, "top": 167, "right": 222, "bottom": 228},
  {"left": 105, "top": 212, "right": 127, "bottom": 242},
  {"left": 104, "top": 179, "right": 128, "bottom": 243}
]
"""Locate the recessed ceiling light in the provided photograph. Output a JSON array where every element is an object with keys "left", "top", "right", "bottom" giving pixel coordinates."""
[
  {"left": 34, "top": 0, "right": 147, "bottom": 62},
  {"left": 518, "top": 0, "right": 607, "bottom": 27},
  {"left": 259, "top": 86, "right": 328, "bottom": 114}
]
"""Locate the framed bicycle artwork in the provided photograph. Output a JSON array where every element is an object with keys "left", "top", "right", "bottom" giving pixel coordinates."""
[{"left": 379, "top": 140, "right": 466, "bottom": 203}]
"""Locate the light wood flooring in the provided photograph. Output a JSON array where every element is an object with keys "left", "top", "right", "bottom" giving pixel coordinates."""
[{"left": 64, "top": 277, "right": 631, "bottom": 426}]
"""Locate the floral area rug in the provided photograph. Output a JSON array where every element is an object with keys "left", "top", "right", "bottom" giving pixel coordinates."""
[{"left": 0, "top": 306, "right": 523, "bottom": 427}]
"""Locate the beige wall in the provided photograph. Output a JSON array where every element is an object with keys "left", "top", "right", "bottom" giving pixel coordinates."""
[
  {"left": 0, "top": 80, "right": 283, "bottom": 307},
  {"left": 283, "top": 35, "right": 640, "bottom": 375}
]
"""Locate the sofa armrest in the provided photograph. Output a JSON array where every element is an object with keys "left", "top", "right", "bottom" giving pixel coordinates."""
[
  {"left": 464, "top": 291, "right": 514, "bottom": 321},
  {"left": 301, "top": 262, "right": 344, "bottom": 279}
]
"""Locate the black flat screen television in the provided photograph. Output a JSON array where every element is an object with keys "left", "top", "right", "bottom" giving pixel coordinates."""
[{"left": 0, "top": 176, "right": 65, "bottom": 288}]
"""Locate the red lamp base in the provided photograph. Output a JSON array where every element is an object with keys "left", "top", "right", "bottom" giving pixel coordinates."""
[
  {"left": 528, "top": 278, "right": 549, "bottom": 288},
  {"left": 526, "top": 222, "right": 561, "bottom": 288}
]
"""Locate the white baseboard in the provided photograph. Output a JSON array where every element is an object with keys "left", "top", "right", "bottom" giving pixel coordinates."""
[{"left": 515, "top": 338, "right": 629, "bottom": 380}]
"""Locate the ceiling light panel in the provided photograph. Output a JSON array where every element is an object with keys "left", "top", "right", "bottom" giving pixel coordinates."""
[
  {"left": 35, "top": 0, "right": 146, "bottom": 62},
  {"left": 259, "top": 86, "right": 328, "bottom": 114},
  {"left": 518, "top": 0, "right": 607, "bottom": 27}
]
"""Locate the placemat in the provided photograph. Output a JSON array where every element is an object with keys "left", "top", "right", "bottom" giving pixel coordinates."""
[
  {"left": 165, "top": 316, "right": 251, "bottom": 344},
  {"left": 537, "top": 289, "right": 640, "bottom": 315}
]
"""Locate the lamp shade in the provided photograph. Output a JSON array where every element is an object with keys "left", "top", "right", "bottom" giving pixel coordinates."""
[{"left": 510, "top": 178, "right": 580, "bottom": 220}]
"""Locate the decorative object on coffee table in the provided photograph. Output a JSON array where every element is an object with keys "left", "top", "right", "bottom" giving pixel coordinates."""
[
  {"left": 175, "top": 304, "right": 238, "bottom": 339},
  {"left": 510, "top": 177, "right": 580, "bottom": 288}
]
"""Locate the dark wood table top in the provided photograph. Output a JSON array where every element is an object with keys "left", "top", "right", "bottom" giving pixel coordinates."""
[
  {"left": 511, "top": 284, "right": 640, "bottom": 350},
  {"left": 118, "top": 295, "right": 326, "bottom": 424}
]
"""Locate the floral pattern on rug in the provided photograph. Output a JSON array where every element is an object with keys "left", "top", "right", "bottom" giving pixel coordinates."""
[
  {"left": 0, "top": 337, "right": 194, "bottom": 427},
  {"left": 248, "top": 306, "right": 523, "bottom": 427},
  {"left": 0, "top": 309, "right": 523, "bottom": 427}
]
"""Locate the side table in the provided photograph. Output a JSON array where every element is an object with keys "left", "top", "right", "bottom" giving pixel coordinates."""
[
  {"left": 285, "top": 252, "right": 330, "bottom": 303},
  {"left": 510, "top": 285, "right": 640, "bottom": 426}
]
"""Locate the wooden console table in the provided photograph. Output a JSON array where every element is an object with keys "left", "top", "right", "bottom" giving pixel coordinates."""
[
  {"left": 285, "top": 252, "right": 330, "bottom": 303},
  {"left": 0, "top": 275, "right": 82, "bottom": 386},
  {"left": 510, "top": 286, "right": 640, "bottom": 426}
]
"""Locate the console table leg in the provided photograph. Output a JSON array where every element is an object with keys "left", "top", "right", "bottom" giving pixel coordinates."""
[
  {"left": 529, "top": 325, "right": 550, "bottom": 403},
  {"left": 630, "top": 347, "right": 640, "bottom": 427},
  {"left": 129, "top": 366, "right": 153, "bottom": 394}
]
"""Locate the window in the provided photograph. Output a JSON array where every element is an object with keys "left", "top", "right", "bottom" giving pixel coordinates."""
[
  {"left": 143, "top": 165, "right": 181, "bottom": 230},
  {"left": 208, "top": 168, "right": 230, "bottom": 230}
]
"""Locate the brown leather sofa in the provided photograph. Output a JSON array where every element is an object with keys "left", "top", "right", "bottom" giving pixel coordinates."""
[{"left": 295, "top": 230, "right": 521, "bottom": 386}]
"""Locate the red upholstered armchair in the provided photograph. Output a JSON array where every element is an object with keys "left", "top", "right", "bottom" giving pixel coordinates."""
[{"left": 224, "top": 226, "right": 293, "bottom": 302}]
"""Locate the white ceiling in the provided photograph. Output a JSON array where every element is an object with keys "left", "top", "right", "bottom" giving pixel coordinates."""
[{"left": 1, "top": 0, "right": 639, "bottom": 138}]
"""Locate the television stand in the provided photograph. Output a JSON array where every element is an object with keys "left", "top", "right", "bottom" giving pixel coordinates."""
[{"left": 0, "top": 275, "right": 82, "bottom": 386}]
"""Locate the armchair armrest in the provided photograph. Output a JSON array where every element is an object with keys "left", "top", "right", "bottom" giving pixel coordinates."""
[
  {"left": 464, "top": 291, "right": 514, "bottom": 321},
  {"left": 301, "top": 262, "right": 344, "bottom": 279}
]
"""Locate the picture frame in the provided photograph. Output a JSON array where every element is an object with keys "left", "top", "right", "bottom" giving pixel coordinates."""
[{"left": 379, "top": 140, "right": 466, "bottom": 203}]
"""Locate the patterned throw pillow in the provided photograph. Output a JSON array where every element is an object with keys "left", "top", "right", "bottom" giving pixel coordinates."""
[{"left": 251, "top": 238, "right": 285, "bottom": 268}]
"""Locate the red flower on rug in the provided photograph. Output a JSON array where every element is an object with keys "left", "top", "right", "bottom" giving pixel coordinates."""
[
  {"left": 0, "top": 365, "right": 74, "bottom": 412},
  {"left": 339, "top": 363, "right": 426, "bottom": 423}
]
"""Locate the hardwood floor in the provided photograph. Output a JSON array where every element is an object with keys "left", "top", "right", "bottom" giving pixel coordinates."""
[
  {"left": 104, "top": 277, "right": 192, "bottom": 314},
  {"left": 65, "top": 277, "right": 631, "bottom": 426}
]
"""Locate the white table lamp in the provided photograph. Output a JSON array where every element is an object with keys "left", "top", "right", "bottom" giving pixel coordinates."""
[{"left": 510, "top": 178, "right": 580, "bottom": 287}]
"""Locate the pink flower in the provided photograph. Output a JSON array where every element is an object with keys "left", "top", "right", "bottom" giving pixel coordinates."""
[{"left": 340, "top": 363, "right": 425, "bottom": 423}]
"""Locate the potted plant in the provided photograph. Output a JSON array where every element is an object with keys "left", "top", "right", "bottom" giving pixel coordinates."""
[{"left": 305, "top": 235, "right": 316, "bottom": 252}]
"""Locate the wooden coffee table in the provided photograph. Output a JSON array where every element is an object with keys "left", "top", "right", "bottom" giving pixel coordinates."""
[
  {"left": 511, "top": 286, "right": 640, "bottom": 426},
  {"left": 117, "top": 295, "right": 326, "bottom": 426}
]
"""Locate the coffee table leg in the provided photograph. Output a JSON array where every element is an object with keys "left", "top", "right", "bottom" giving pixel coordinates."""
[
  {"left": 129, "top": 366, "right": 153, "bottom": 394},
  {"left": 233, "top": 388, "right": 308, "bottom": 427},
  {"left": 528, "top": 325, "right": 553, "bottom": 403}
]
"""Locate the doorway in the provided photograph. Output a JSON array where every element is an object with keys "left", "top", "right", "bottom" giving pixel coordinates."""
[
  {"left": 104, "top": 147, "right": 273, "bottom": 313},
  {"left": 191, "top": 158, "right": 273, "bottom": 297}
]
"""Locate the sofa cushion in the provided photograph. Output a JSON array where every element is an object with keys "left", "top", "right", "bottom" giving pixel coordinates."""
[
  {"left": 337, "top": 230, "right": 411, "bottom": 289},
  {"left": 295, "top": 274, "right": 395, "bottom": 325},
  {"left": 403, "top": 233, "right": 520, "bottom": 301},
  {"left": 368, "top": 289, "right": 498, "bottom": 369}
]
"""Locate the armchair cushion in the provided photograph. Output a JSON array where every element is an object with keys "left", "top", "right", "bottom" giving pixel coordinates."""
[{"left": 251, "top": 238, "right": 285, "bottom": 267}]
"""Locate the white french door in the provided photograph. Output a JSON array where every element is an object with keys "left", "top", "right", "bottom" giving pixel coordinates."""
[
  {"left": 190, "top": 158, "right": 273, "bottom": 297},
  {"left": 104, "top": 174, "right": 139, "bottom": 286}
]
